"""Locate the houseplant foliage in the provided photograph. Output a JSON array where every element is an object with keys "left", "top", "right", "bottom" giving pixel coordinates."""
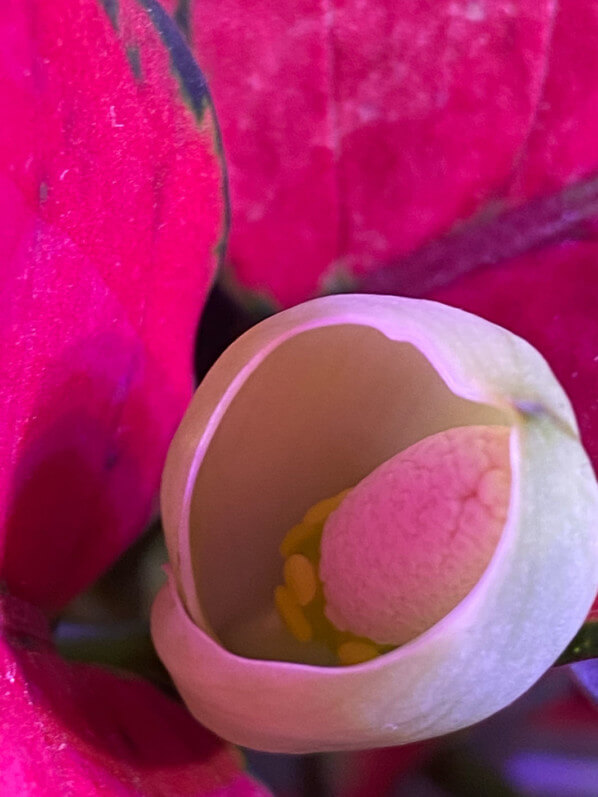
[
  {"left": 0, "top": 0, "right": 268, "bottom": 792},
  {"left": 1, "top": 0, "right": 597, "bottom": 789},
  {"left": 184, "top": 0, "right": 598, "bottom": 308}
]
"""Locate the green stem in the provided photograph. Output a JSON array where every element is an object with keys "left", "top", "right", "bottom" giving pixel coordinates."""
[
  {"left": 425, "top": 746, "right": 523, "bottom": 797},
  {"left": 554, "top": 621, "right": 598, "bottom": 666},
  {"left": 53, "top": 620, "right": 174, "bottom": 693}
]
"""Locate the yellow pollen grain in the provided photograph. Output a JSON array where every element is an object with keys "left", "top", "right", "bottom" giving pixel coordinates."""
[
  {"left": 303, "top": 489, "right": 351, "bottom": 525},
  {"left": 284, "top": 554, "right": 317, "bottom": 606},
  {"left": 275, "top": 487, "right": 389, "bottom": 663},
  {"left": 337, "top": 641, "right": 380, "bottom": 666},
  {"left": 274, "top": 585, "right": 313, "bottom": 642},
  {"left": 279, "top": 521, "right": 320, "bottom": 558}
]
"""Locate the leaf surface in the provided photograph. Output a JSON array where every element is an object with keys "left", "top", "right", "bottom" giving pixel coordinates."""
[
  {"left": 188, "top": 0, "right": 558, "bottom": 305},
  {"left": 0, "top": 594, "right": 270, "bottom": 795},
  {"left": 0, "top": 0, "right": 225, "bottom": 611}
]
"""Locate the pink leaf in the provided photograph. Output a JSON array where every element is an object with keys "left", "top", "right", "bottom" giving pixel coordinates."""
[
  {"left": 0, "top": 593, "right": 270, "bottom": 795},
  {"left": 0, "top": 0, "right": 225, "bottom": 611},
  {"left": 508, "top": 0, "right": 598, "bottom": 199},
  {"left": 187, "top": 0, "right": 556, "bottom": 306}
]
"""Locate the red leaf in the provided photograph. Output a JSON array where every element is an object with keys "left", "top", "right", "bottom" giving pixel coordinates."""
[
  {"left": 0, "top": 0, "right": 225, "bottom": 611},
  {"left": 530, "top": 692, "right": 598, "bottom": 731},
  {"left": 188, "top": 0, "right": 556, "bottom": 306},
  {"left": 432, "top": 241, "right": 598, "bottom": 479},
  {"left": 0, "top": 593, "right": 270, "bottom": 795},
  {"left": 338, "top": 743, "right": 431, "bottom": 797},
  {"left": 508, "top": 0, "right": 598, "bottom": 199}
]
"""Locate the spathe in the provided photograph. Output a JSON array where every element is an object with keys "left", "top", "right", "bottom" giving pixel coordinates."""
[{"left": 152, "top": 295, "right": 598, "bottom": 753}]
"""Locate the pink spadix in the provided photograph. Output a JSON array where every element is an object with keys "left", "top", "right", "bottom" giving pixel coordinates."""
[{"left": 320, "top": 426, "right": 511, "bottom": 646}]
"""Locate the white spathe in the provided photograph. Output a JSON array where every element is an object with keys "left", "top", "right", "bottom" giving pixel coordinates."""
[{"left": 151, "top": 295, "right": 598, "bottom": 753}]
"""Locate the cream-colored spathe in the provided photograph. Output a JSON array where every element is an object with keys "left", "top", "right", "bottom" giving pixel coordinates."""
[{"left": 151, "top": 295, "right": 598, "bottom": 753}]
